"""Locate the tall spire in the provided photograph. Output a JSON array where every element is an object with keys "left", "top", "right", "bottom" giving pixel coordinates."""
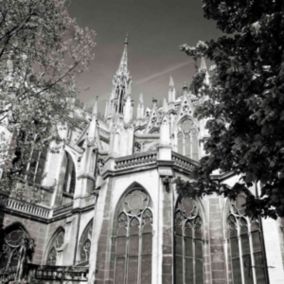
[
  {"left": 117, "top": 34, "right": 128, "bottom": 75},
  {"left": 107, "top": 36, "right": 132, "bottom": 117},
  {"left": 169, "top": 76, "right": 174, "bottom": 88}
]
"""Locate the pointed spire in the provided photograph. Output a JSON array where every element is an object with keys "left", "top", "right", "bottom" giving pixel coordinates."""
[
  {"left": 139, "top": 93, "right": 144, "bottom": 104},
  {"left": 168, "top": 76, "right": 176, "bottom": 102},
  {"left": 117, "top": 35, "right": 128, "bottom": 75},
  {"left": 163, "top": 98, "right": 168, "bottom": 113},
  {"left": 169, "top": 76, "right": 174, "bottom": 88},
  {"left": 124, "top": 33, "right": 128, "bottom": 45},
  {"left": 108, "top": 36, "right": 132, "bottom": 118}
]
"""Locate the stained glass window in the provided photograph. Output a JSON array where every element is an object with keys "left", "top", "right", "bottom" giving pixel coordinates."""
[
  {"left": 79, "top": 219, "right": 93, "bottom": 264},
  {"left": 227, "top": 195, "right": 268, "bottom": 284},
  {"left": 0, "top": 224, "right": 28, "bottom": 272},
  {"left": 62, "top": 152, "right": 76, "bottom": 194},
  {"left": 177, "top": 119, "right": 199, "bottom": 160},
  {"left": 174, "top": 196, "right": 204, "bottom": 284},
  {"left": 112, "top": 186, "right": 153, "bottom": 284},
  {"left": 46, "top": 228, "right": 65, "bottom": 266}
]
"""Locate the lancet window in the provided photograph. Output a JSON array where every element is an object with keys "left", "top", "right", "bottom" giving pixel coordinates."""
[
  {"left": 14, "top": 131, "right": 47, "bottom": 185},
  {"left": 62, "top": 151, "right": 76, "bottom": 194},
  {"left": 227, "top": 195, "right": 268, "bottom": 284},
  {"left": 79, "top": 219, "right": 93, "bottom": 264},
  {"left": 174, "top": 196, "right": 204, "bottom": 284},
  {"left": 46, "top": 228, "right": 65, "bottom": 265},
  {"left": 177, "top": 119, "right": 199, "bottom": 160},
  {"left": 112, "top": 185, "right": 153, "bottom": 284}
]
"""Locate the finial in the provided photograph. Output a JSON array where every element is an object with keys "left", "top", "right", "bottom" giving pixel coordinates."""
[{"left": 124, "top": 33, "right": 128, "bottom": 45}]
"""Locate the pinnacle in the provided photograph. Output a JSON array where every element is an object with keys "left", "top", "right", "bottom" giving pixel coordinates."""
[
  {"left": 139, "top": 93, "right": 144, "bottom": 104},
  {"left": 169, "top": 75, "right": 175, "bottom": 87}
]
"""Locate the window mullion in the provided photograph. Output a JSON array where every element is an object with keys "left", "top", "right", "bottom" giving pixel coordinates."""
[
  {"left": 193, "top": 225, "right": 196, "bottom": 284},
  {"left": 137, "top": 217, "right": 142, "bottom": 284},
  {"left": 125, "top": 217, "right": 130, "bottom": 284},
  {"left": 182, "top": 220, "right": 186, "bottom": 284},
  {"left": 247, "top": 219, "right": 257, "bottom": 284},
  {"left": 237, "top": 219, "right": 246, "bottom": 284}
]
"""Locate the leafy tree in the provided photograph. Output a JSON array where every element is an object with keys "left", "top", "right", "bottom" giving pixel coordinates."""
[
  {"left": 181, "top": 0, "right": 284, "bottom": 217},
  {"left": 0, "top": 0, "right": 95, "bottom": 186}
]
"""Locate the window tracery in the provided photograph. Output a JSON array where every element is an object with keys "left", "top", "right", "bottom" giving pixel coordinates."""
[
  {"left": 112, "top": 186, "right": 153, "bottom": 284},
  {"left": 227, "top": 195, "right": 268, "bottom": 284},
  {"left": 79, "top": 219, "right": 93, "bottom": 264},
  {"left": 174, "top": 196, "right": 204, "bottom": 284},
  {"left": 177, "top": 119, "right": 198, "bottom": 160},
  {"left": 0, "top": 225, "right": 29, "bottom": 272},
  {"left": 46, "top": 228, "right": 65, "bottom": 266}
]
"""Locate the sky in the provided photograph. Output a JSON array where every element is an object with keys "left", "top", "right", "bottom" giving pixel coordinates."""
[{"left": 68, "top": 0, "right": 220, "bottom": 110}]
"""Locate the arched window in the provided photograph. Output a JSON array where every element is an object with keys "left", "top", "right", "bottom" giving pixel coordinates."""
[
  {"left": 62, "top": 152, "right": 76, "bottom": 194},
  {"left": 13, "top": 131, "right": 47, "bottom": 185},
  {"left": 46, "top": 228, "right": 65, "bottom": 265},
  {"left": 227, "top": 195, "right": 268, "bottom": 284},
  {"left": 174, "top": 196, "right": 204, "bottom": 284},
  {"left": 25, "top": 145, "right": 47, "bottom": 185},
  {"left": 0, "top": 224, "right": 30, "bottom": 272},
  {"left": 111, "top": 185, "right": 153, "bottom": 284},
  {"left": 79, "top": 219, "right": 93, "bottom": 265},
  {"left": 177, "top": 119, "right": 199, "bottom": 160}
]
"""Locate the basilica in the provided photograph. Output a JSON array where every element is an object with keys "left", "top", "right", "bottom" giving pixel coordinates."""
[{"left": 1, "top": 40, "right": 284, "bottom": 284}]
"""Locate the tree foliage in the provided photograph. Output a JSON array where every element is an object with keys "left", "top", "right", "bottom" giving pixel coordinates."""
[
  {"left": 0, "top": 0, "right": 95, "bottom": 183},
  {"left": 181, "top": 0, "right": 284, "bottom": 217}
]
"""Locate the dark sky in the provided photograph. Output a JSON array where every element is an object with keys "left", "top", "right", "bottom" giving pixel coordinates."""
[{"left": 68, "top": 0, "right": 220, "bottom": 109}]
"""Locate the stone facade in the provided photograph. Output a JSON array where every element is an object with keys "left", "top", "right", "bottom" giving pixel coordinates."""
[{"left": 1, "top": 40, "right": 284, "bottom": 284}]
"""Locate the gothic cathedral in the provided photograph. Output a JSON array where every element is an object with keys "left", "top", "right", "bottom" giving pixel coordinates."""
[{"left": 1, "top": 40, "right": 284, "bottom": 284}]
